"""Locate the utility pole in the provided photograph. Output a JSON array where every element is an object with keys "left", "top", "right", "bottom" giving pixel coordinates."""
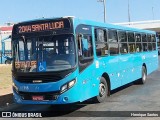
[
  {"left": 152, "top": 7, "right": 154, "bottom": 21},
  {"left": 97, "top": 0, "right": 107, "bottom": 23},
  {"left": 128, "top": 0, "right": 131, "bottom": 24}
]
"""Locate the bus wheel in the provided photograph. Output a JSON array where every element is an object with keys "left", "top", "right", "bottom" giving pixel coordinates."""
[
  {"left": 94, "top": 77, "right": 108, "bottom": 103},
  {"left": 5, "top": 60, "right": 11, "bottom": 64},
  {"left": 138, "top": 66, "right": 147, "bottom": 84}
]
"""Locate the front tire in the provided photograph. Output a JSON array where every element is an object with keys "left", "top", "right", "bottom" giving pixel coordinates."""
[
  {"left": 94, "top": 77, "right": 108, "bottom": 103},
  {"left": 5, "top": 60, "right": 11, "bottom": 64}
]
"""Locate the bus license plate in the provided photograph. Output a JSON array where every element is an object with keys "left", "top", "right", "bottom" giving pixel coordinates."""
[{"left": 32, "top": 96, "right": 44, "bottom": 101}]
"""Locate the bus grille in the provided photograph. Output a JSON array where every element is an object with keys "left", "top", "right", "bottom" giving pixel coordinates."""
[{"left": 14, "top": 75, "right": 62, "bottom": 83}]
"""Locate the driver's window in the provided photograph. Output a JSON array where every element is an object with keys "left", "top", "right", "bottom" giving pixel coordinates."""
[
  {"left": 19, "top": 41, "right": 25, "bottom": 60},
  {"left": 77, "top": 34, "right": 93, "bottom": 58},
  {"left": 77, "top": 34, "right": 93, "bottom": 72}
]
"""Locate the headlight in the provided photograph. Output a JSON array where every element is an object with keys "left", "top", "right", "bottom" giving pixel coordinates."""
[
  {"left": 60, "top": 79, "right": 76, "bottom": 93},
  {"left": 61, "top": 84, "right": 68, "bottom": 93}
]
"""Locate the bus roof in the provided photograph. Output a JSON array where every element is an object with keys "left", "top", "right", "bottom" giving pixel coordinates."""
[
  {"left": 73, "top": 17, "right": 156, "bottom": 34},
  {"left": 15, "top": 16, "right": 155, "bottom": 34}
]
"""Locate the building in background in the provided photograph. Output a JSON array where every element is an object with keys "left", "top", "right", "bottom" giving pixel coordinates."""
[
  {"left": 0, "top": 23, "right": 13, "bottom": 51},
  {"left": 114, "top": 20, "right": 160, "bottom": 40},
  {"left": 0, "top": 23, "right": 13, "bottom": 64}
]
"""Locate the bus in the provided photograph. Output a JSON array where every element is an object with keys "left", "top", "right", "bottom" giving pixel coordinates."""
[
  {"left": 0, "top": 35, "right": 12, "bottom": 64},
  {"left": 12, "top": 17, "right": 158, "bottom": 104}
]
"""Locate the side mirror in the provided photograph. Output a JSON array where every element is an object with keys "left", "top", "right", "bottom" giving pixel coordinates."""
[{"left": 82, "top": 38, "right": 88, "bottom": 51}]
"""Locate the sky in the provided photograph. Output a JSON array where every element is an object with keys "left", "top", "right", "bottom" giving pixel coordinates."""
[{"left": 0, "top": 0, "right": 160, "bottom": 25}]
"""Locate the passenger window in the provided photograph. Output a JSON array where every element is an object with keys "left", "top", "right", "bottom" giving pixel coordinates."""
[
  {"left": 142, "top": 34, "right": 147, "bottom": 42},
  {"left": 128, "top": 32, "right": 135, "bottom": 42},
  {"left": 152, "top": 43, "right": 156, "bottom": 50},
  {"left": 120, "top": 43, "right": 128, "bottom": 54},
  {"left": 151, "top": 35, "right": 156, "bottom": 42},
  {"left": 118, "top": 31, "right": 127, "bottom": 42},
  {"left": 108, "top": 30, "right": 119, "bottom": 55},
  {"left": 95, "top": 29, "right": 108, "bottom": 56},
  {"left": 148, "top": 43, "right": 152, "bottom": 51},
  {"left": 151, "top": 34, "right": 156, "bottom": 51},
  {"left": 95, "top": 29, "right": 107, "bottom": 42},
  {"left": 135, "top": 34, "right": 141, "bottom": 42},
  {"left": 135, "top": 33, "right": 142, "bottom": 52},
  {"left": 109, "top": 43, "right": 119, "bottom": 55},
  {"left": 118, "top": 31, "right": 128, "bottom": 54},
  {"left": 143, "top": 43, "right": 148, "bottom": 51},
  {"left": 129, "top": 43, "right": 135, "bottom": 53},
  {"left": 108, "top": 30, "right": 118, "bottom": 42},
  {"left": 147, "top": 35, "right": 151, "bottom": 42},
  {"left": 136, "top": 43, "right": 142, "bottom": 52}
]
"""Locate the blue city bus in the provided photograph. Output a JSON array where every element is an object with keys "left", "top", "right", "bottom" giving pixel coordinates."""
[
  {"left": 0, "top": 36, "right": 12, "bottom": 64},
  {"left": 12, "top": 17, "right": 158, "bottom": 104}
]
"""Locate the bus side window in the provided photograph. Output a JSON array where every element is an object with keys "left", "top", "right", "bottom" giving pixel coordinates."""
[
  {"left": 128, "top": 32, "right": 135, "bottom": 53},
  {"left": 95, "top": 28, "right": 108, "bottom": 56},
  {"left": 135, "top": 33, "right": 142, "bottom": 52},
  {"left": 152, "top": 34, "right": 156, "bottom": 50},
  {"left": 118, "top": 31, "right": 128, "bottom": 54},
  {"left": 142, "top": 34, "right": 148, "bottom": 51},
  {"left": 147, "top": 34, "right": 152, "bottom": 51},
  {"left": 108, "top": 29, "right": 119, "bottom": 55}
]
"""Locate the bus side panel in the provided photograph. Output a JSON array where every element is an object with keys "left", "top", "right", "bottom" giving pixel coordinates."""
[
  {"left": 145, "top": 51, "right": 158, "bottom": 74},
  {"left": 77, "top": 62, "right": 99, "bottom": 102},
  {"left": 118, "top": 53, "right": 142, "bottom": 86},
  {"left": 100, "top": 56, "right": 121, "bottom": 90}
]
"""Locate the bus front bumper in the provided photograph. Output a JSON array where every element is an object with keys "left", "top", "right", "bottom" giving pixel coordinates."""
[{"left": 13, "top": 82, "right": 82, "bottom": 105}]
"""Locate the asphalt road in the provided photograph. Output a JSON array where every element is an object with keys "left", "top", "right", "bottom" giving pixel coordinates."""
[{"left": 0, "top": 57, "right": 160, "bottom": 120}]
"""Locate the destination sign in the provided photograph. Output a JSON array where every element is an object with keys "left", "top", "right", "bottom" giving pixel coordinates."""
[{"left": 16, "top": 19, "right": 71, "bottom": 34}]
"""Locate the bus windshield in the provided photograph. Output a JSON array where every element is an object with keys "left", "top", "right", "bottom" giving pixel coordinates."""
[{"left": 13, "top": 34, "right": 76, "bottom": 72}]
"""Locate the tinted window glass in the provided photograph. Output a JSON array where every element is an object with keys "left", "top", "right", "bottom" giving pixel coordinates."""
[
  {"left": 95, "top": 29, "right": 107, "bottom": 42},
  {"left": 118, "top": 31, "right": 127, "bottom": 42},
  {"left": 147, "top": 35, "right": 151, "bottom": 42},
  {"left": 135, "top": 34, "right": 141, "bottom": 42},
  {"left": 142, "top": 34, "right": 147, "bottom": 42},
  {"left": 108, "top": 30, "right": 118, "bottom": 42},
  {"left": 129, "top": 43, "right": 135, "bottom": 53},
  {"left": 128, "top": 32, "right": 135, "bottom": 42},
  {"left": 152, "top": 43, "right": 156, "bottom": 50},
  {"left": 143, "top": 43, "right": 148, "bottom": 51},
  {"left": 96, "top": 43, "right": 108, "bottom": 56},
  {"left": 151, "top": 35, "right": 156, "bottom": 42},
  {"left": 95, "top": 29, "right": 108, "bottom": 56},
  {"left": 148, "top": 43, "right": 152, "bottom": 51},
  {"left": 109, "top": 43, "right": 119, "bottom": 55},
  {"left": 120, "top": 43, "right": 128, "bottom": 54},
  {"left": 136, "top": 43, "right": 142, "bottom": 52}
]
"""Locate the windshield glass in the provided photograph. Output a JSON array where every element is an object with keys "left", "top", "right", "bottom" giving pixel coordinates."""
[{"left": 13, "top": 34, "right": 76, "bottom": 72}]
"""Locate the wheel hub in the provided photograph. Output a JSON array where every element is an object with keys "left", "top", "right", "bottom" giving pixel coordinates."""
[{"left": 99, "top": 83, "right": 106, "bottom": 97}]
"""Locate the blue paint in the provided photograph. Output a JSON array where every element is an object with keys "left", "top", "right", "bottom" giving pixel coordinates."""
[{"left": 12, "top": 17, "right": 159, "bottom": 104}]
